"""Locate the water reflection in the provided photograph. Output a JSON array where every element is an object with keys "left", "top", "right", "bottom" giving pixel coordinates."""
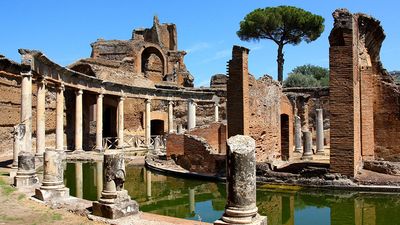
[{"left": 64, "top": 162, "right": 400, "bottom": 225}]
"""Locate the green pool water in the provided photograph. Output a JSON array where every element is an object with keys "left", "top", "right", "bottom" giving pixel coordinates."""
[{"left": 64, "top": 162, "right": 400, "bottom": 225}]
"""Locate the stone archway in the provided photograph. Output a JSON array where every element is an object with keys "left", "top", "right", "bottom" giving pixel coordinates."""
[{"left": 141, "top": 47, "right": 165, "bottom": 82}]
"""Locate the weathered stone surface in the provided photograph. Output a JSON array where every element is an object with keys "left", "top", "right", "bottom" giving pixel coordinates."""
[
  {"left": 364, "top": 160, "right": 400, "bottom": 176},
  {"left": 301, "top": 131, "right": 313, "bottom": 160},
  {"left": 14, "top": 151, "right": 39, "bottom": 187},
  {"left": 210, "top": 74, "right": 228, "bottom": 88},
  {"left": 215, "top": 135, "right": 267, "bottom": 225},
  {"left": 92, "top": 152, "right": 139, "bottom": 219}
]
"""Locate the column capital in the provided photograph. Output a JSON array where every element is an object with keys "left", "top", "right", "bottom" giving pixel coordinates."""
[
  {"left": 37, "top": 77, "right": 46, "bottom": 85},
  {"left": 20, "top": 71, "right": 33, "bottom": 78},
  {"left": 145, "top": 99, "right": 151, "bottom": 104},
  {"left": 168, "top": 100, "right": 174, "bottom": 106},
  {"left": 98, "top": 93, "right": 104, "bottom": 99},
  {"left": 76, "top": 89, "right": 83, "bottom": 95},
  {"left": 187, "top": 98, "right": 195, "bottom": 103},
  {"left": 57, "top": 83, "right": 65, "bottom": 92},
  {"left": 119, "top": 96, "right": 125, "bottom": 101}
]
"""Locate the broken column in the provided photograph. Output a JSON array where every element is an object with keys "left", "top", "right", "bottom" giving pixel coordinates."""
[
  {"left": 301, "top": 131, "right": 313, "bottom": 160},
  {"left": 187, "top": 98, "right": 196, "bottom": 130},
  {"left": 12, "top": 124, "right": 25, "bottom": 169},
  {"left": 35, "top": 149, "right": 69, "bottom": 201},
  {"left": 214, "top": 135, "right": 266, "bottom": 225},
  {"left": 315, "top": 109, "right": 325, "bottom": 154},
  {"left": 294, "top": 115, "right": 302, "bottom": 153},
  {"left": 14, "top": 151, "right": 39, "bottom": 187},
  {"left": 92, "top": 152, "right": 139, "bottom": 219}
]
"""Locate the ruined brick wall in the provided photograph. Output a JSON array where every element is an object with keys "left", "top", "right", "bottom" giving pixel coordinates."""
[
  {"left": 188, "top": 123, "right": 227, "bottom": 154},
  {"left": 329, "top": 9, "right": 362, "bottom": 177},
  {"left": 227, "top": 46, "right": 250, "bottom": 137},
  {"left": 248, "top": 75, "right": 291, "bottom": 162},
  {"left": 166, "top": 133, "right": 225, "bottom": 175}
]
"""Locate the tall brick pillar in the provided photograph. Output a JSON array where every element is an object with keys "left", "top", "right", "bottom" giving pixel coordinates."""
[
  {"left": 227, "top": 46, "right": 250, "bottom": 138},
  {"left": 329, "top": 9, "right": 362, "bottom": 177}
]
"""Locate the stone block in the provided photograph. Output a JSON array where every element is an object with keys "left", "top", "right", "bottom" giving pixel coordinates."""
[{"left": 92, "top": 190, "right": 139, "bottom": 219}]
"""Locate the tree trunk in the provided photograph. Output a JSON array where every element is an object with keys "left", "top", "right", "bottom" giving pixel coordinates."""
[{"left": 277, "top": 44, "right": 285, "bottom": 83}]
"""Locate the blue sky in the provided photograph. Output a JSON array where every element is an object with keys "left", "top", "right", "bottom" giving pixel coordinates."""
[{"left": 1, "top": 0, "right": 399, "bottom": 87}]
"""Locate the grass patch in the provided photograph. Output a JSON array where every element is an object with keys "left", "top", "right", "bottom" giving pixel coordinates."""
[
  {"left": 0, "top": 176, "right": 16, "bottom": 196},
  {"left": 18, "top": 193, "right": 25, "bottom": 200},
  {"left": 51, "top": 213, "right": 62, "bottom": 221},
  {"left": 0, "top": 214, "right": 22, "bottom": 221}
]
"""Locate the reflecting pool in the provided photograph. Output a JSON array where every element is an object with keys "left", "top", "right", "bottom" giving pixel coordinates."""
[{"left": 64, "top": 162, "right": 400, "bottom": 225}]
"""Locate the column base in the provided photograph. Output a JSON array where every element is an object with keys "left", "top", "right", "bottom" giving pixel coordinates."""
[
  {"left": 72, "top": 149, "right": 85, "bottom": 154},
  {"left": 301, "top": 154, "right": 314, "bottom": 160},
  {"left": 92, "top": 190, "right": 139, "bottom": 219},
  {"left": 316, "top": 150, "right": 325, "bottom": 155},
  {"left": 214, "top": 214, "right": 267, "bottom": 225},
  {"left": 35, "top": 186, "right": 69, "bottom": 202},
  {"left": 35, "top": 152, "right": 44, "bottom": 158},
  {"left": 14, "top": 173, "right": 39, "bottom": 188},
  {"left": 294, "top": 148, "right": 302, "bottom": 153}
]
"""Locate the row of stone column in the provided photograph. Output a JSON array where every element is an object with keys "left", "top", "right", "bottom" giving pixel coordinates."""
[
  {"left": 17, "top": 74, "right": 221, "bottom": 157},
  {"left": 294, "top": 108, "right": 325, "bottom": 160}
]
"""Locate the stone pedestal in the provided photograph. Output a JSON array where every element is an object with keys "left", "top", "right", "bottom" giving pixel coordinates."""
[
  {"left": 214, "top": 135, "right": 267, "bottom": 225},
  {"left": 14, "top": 151, "right": 39, "bottom": 187},
  {"left": 92, "top": 152, "right": 138, "bottom": 219},
  {"left": 315, "top": 109, "right": 325, "bottom": 154},
  {"left": 35, "top": 149, "right": 69, "bottom": 201},
  {"left": 301, "top": 131, "right": 313, "bottom": 160},
  {"left": 294, "top": 115, "right": 302, "bottom": 153}
]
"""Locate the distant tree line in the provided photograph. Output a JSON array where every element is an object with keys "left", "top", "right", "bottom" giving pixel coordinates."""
[{"left": 283, "top": 64, "right": 329, "bottom": 88}]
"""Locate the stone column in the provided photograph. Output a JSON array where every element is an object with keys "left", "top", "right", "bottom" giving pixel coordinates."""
[
  {"left": 145, "top": 99, "right": 151, "bottom": 146},
  {"left": 74, "top": 89, "right": 83, "bottom": 152},
  {"left": 20, "top": 72, "right": 32, "bottom": 154},
  {"left": 187, "top": 99, "right": 196, "bottom": 130},
  {"left": 35, "top": 149, "right": 69, "bottom": 201},
  {"left": 14, "top": 151, "right": 39, "bottom": 187},
  {"left": 214, "top": 135, "right": 266, "bottom": 225},
  {"left": 315, "top": 108, "right": 325, "bottom": 154},
  {"left": 301, "top": 131, "right": 313, "bottom": 160},
  {"left": 96, "top": 94, "right": 104, "bottom": 151},
  {"left": 177, "top": 124, "right": 183, "bottom": 134},
  {"left": 189, "top": 188, "right": 195, "bottom": 214},
  {"left": 117, "top": 96, "right": 125, "bottom": 149},
  {"left": 214, "top": 102, "right": 219, "bottom": 122},
  {"left": 56, "top": 84, "right": 65, "bottom": 151},
  {"left": 35, "top": 78, "right": 46, "bottom": 157},
  {"left": 96, "top": 161, "right": 103, "bottom": 200},
  {"left": 75, "top": 162, "right": 83, "bottom": 198},
  {"left": 146, "top": 170, "right": 151, "bottom": 198},
  {"left": 168, "top": 101, "right": 174, "bottom": 133},
  {"left": 92, "top": 152, "right": 139, "bottom": 219},
  {"left": 12, "top": 124, "right": 25, "bottom": 169},
  {"left": 294, "top": 115, "right": 302, "bottom": 153}
]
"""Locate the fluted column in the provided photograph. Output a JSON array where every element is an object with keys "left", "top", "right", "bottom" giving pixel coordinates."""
[
  {"left": 56, "top": 84, "right": 65, "bottom": 151},
  {"left": 20, "top": 72, "right": 32, "bottom": 153},
  {"left": 168, "top": 101, "right": 174, "bottom": 133},
  {"left": 315, "top": 108, "right": 325, "bottom": 154},
  {"left": 187, "top": 99, "right": 196, "bottom": 130},
  {"left": 35, "top": 78, "right": 46, "bottom": 157},
  {"left": 96, "top": 94, "right": 104, "bottom": 151},
  {"left": 145, "top": 99, "right": 151, "bottom": 146},
  {"left": 117, "top": 96, "right": 125, "bottom": 149},
  {"left": 74, "top": 89, "right": 83, "bottom": 152}
]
